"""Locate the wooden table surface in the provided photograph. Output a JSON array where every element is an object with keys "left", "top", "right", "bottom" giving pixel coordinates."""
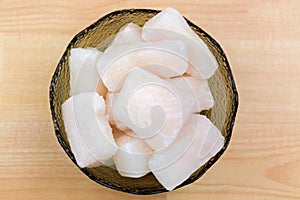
[{"left": 0, "top": 0, "right": 299, "bottom": 199}]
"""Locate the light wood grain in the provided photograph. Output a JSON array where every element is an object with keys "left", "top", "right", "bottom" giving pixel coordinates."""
[{"left": 0, "top": 0, "right": 299, "bottom": 199}]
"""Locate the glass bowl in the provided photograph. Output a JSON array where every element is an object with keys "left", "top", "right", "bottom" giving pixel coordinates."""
[{"left": 49, "top": 8, "right": 238, "bottom": 195}]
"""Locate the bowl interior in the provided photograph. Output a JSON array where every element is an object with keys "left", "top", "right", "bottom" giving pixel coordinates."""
[{"left": 49, "top": 9, "right": 238, "bottom": 194}]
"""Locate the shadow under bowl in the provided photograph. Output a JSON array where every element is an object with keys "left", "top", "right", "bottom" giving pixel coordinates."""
[{"left": 49, "top": 8, "right": 238, "bottom": 195}]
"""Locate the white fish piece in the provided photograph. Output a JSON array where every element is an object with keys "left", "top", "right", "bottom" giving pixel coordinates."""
[
  {"left": 142, "top": 7, "right": 218, "bottom": 79},
  {"left": 61, "top": 92, "right": 117, "bottom": 168},
  {"left": 148, "top": 115, "right": 224, "bottom": 191},
  {"left": 69, "top": 48, "right": 104, "bottom": 96},
  {"left": 111, "top": 22, "right": 143, "bottom": 46},
  {"left": 113, "top": 134, "right": 153, "bottom": 178},
  {"left": 105, "top": 92, "right": 130, "bottom": 131},
  {"left": 113, "top": 68, "right": 196, "bottom": 150},
  {"left": 166, "top": 76, "right": 214, "bottom": 112},
  {"left": 97, "top": 40, "right": 188, "bottom": 92}
]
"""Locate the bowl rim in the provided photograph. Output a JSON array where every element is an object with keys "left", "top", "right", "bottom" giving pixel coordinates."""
[{"left": 49, "top": 8, "right": 239, "bottom": 195}]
